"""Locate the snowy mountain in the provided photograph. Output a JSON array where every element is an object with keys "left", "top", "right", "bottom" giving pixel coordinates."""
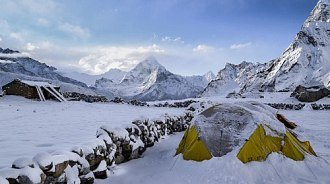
[
  {"left": 202, "top": 0, "right": 330, "bottom": 97},
  {"left": 62, "top": 68, "right": 127, "bottom": 86},
  {"left": 201, "top": 61, "right": 265, "bottom": 97},
  {"left": 0, "top": 48, "right": 99, "bottom": 95},
  {"left": 95, "top": 57, "right": 213, "bottom": 101}
]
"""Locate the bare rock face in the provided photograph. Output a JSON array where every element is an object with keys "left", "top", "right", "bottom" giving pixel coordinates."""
[{"left": 291, "top": 85, "right": 330, "bottom": 102}]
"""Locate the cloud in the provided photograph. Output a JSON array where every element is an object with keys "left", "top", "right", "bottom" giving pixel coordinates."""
[
  {"left": 0, "top": 0, "right": 58, "bottom": 17},
  {"left": 78, "top": 44, "right": 165, "bottom": 74},
  {"left": 230, "top": 42, "right": 252, "bottom": 49},
  {"left": 9, "top": 32, "right": 24, "bottom": 41},
  {"left": 58, "top": 22, "right": 90, "bottom": 39},
  {"left": 193, "top": 44, "right": 215, "bottom": 53},
  {"left": 36, "top": 18, "right": 50, "bottom": 26},
  {"left": 161, "top": 36, "right": 184, "bottom": 44},
  {"left": 24, "top": 42, "right": 39, "bottom": 51},
  {"left": 0, "top": 37, "right": 2, "bottom": 42}
]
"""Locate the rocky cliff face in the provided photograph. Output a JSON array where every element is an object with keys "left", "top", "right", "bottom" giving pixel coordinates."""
[{"left": 202, "top": 0, "right": 330, "bottom": 97}]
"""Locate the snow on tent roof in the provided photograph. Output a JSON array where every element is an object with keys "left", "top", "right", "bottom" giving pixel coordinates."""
[
  {"left": 20, "top": 80, "right": 58, "bottom": 88},
  {"left": 190, "top": 101, "right": 286, "bottom": 157}
]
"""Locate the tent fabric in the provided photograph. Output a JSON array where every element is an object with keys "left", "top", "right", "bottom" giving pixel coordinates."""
[
  {"left": 175, "top": 101, "right": 316, "bottom": 163},
  {"left": 282, "top": 130, "right": 316, "bottom": 161},
  {"left": 175, "top": 126, "right": 212, "bottom": 161},
  {"left": 237, "top": 124, "right": 282, "bottom": 163},
  {"left": 237, "top": 125, "right": 316, "bottom": 163}
]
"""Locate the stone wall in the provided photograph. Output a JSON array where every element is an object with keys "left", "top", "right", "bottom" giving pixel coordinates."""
[
  {"left": 0, "top": 112, "right": 194, "bottom": 184},
  {"left": 266, "top": 103, "right": 330, "bottom": 110}
]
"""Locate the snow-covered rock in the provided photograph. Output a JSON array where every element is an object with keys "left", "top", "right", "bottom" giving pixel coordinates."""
[
  {"left": 12, "top": 157, "right": 34, "bottom": 169},
  {"left": 202, "top": 0, "right": 330, "bottom": 97}
]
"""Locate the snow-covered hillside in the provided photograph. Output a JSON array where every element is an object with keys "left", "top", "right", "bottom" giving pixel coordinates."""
[
  {"left": 202, "top": 0, "right": 330, "bottom": 97},
  {"left": 62, "top": 68, "right": 127, "bottom": 86},
  {"left": 0, "top": 48, "right": 101, "bottom": 95},
  {"left": 95, "top": 57, "right": 214, "bottom": 101}
]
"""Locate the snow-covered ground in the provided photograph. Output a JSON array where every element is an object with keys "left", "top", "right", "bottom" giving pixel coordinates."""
[
  {"left": 97, "top": 109, "right": 330, "bottom": 184},
  {"left": 0, "top": 96, "right": 185, "bottom": 169},
  {"left": 1, "top": 94, "right": 329, "bottom": 183}
]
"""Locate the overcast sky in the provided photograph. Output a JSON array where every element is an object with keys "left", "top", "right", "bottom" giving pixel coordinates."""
[{"left": 0, "top": 0, "right": 318, "bottom": 75}]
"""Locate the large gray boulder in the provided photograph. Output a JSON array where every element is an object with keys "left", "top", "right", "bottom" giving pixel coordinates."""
[{"left": 291, "top": 85, "right": 330, "bottom": 102}]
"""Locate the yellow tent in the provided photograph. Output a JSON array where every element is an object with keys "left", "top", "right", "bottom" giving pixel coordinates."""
[{"left": 176, "top": 102, "right": 316, "bottom": 163}]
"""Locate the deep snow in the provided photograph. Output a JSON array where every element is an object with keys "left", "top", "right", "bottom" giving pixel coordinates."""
[
  {"left": 0, "top": 96, "right": 184, "bottom": 169},
  {"left": 97, "top": 108, "right": 330, "bottom": 184}
]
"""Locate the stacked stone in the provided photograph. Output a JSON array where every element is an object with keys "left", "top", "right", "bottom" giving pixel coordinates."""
[
  {"left": 63, "top": 92, "right": 108, "bottom": 103},
  {"left": 0, "top": 112, "right": 194, "bottom": 184},
  {"left": 311, "top": 104, "right": 330, "bottom": 110},
  {"left": 154, "top": 100, "right": 198, "bottom": 108},
  {"left": 266, "top": 103, "right": 305, "bottom": 110}
]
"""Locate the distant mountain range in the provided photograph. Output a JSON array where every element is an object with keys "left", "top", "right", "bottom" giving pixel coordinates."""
[
  {"left": 0, "top": 49, "right": 215, "bottom": 101},
  {"left": 202, "top": 0, "right": 330, "bottom": 97},
  {"left": 1, "top": 0, "right": 328, "bottom": 101},
  {"left": 93, "top": 57, "right": 215, "bottom": 101}
]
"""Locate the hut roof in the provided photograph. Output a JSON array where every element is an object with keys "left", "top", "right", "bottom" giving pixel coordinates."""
[{"left": 20, "top": 80, "right": 58, "bottom": 88}]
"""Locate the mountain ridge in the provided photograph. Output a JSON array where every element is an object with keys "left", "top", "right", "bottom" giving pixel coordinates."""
[{"left": 201, "top": 0, "right": 330, "bottom": 97}]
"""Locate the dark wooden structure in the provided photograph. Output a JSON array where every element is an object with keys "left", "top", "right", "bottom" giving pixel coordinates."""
[{"left": 2, "top": 79, "right": 63, "bottom": 101}]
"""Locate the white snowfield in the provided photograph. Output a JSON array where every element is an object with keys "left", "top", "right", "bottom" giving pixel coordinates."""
[
  {"left": 97, "top": 109, "right": 330, "bottom": 184},
  {"left": 0, "top": 96, "right": 185, "bottom": 169}
]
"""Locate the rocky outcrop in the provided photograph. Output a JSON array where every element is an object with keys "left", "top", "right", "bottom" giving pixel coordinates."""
[{"left": 290, "top": 85, "right": 330, "bottom": 102}]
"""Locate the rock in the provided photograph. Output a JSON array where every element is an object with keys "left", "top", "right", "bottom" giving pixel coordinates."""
[
  {"left": 33, "top": 153, "right": 53, "bottom": 172},
  {"left": 291, "top": 85, "right": 330, "bottom": 102},
  {"left": 92, "top": 160, "right": 108, "bottom": 179},
  {"left": 12, "top": 158, "right": 34, "bottom": 169},
  {"left": 85, "top": 154, "right": 103, "bottom": 171},
  {"left": 0, "top": 169, "right": 19, "bottom": 184},
  {"left": 64, "top": 165, "right": 80, "bottom": 184},
  {"left": 17, "top": 175, "right": 33, "bottom": 184},
  {"left": 18, "top": 167, "right": 44, "bottom": 184},
  {"left": 80, "top": 172, "right": 94, "bottom": 184},
  {"left": 42, "top": 155, "right": 69, "bottom": 181}
]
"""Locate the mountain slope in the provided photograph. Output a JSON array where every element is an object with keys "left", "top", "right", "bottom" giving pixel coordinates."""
[
  {"left": 201, "top": 62, "right": 265, "bottom": 97},
  {"left": 202, "top": 0, "right": 330, "bottom": 97},
  {"left": 61, "top": 68, "right": 127, "bottom": 86},
  {"left": 95, "top": 57, "right": 213, "bottom": 101},
  {"left": 0, "top": 48, "right": 98, "bottom": 95}
]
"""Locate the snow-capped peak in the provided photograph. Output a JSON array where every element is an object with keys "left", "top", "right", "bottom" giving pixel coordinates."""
[
  {"left": 133, "top": 56, "right": 165, "bottom": 72},
  {"left": 203, "top": 71, "right": 215, "bottom": 82},
  {"left": 201, "top": 0, "right": 330, "bottom": 97},
  {"left": 306, "top": 0, "right": 330, "bottom": 23}
]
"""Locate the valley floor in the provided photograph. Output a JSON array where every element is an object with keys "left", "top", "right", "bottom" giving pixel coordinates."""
[{"left": 97, "top": 110, "right": 330, "bottom": 184}]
